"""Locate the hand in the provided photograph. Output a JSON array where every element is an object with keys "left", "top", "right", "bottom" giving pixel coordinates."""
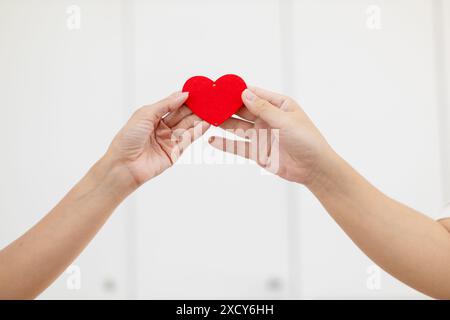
[
  {"left": 208, "top": 87, "right": 332, "bottom": 185},
  {"left": 106, "top": 92, "right": 210, "bottom": 188}
]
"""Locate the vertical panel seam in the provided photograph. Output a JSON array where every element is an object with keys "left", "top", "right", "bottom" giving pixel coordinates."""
[
  {"left": 121, "top": 0, "right": 138, "bottom": 299},
  {"left": 279, "top": 0, "right": 301, "bottom": 299}
]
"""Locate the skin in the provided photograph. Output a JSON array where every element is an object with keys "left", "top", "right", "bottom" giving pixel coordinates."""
[
  {"left": 0, "top": 91, "right": 209, "bottom": 299},
  {"left": 209, "top": 87, "right": 450, "bottom": 299},
  {"left": 1, "top": 86, "right": 449, "bottom": 299}
]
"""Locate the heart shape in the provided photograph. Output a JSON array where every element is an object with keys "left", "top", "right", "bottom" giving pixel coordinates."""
[{"left": 182, "top": 74, "right": 247, "bottom": 126}]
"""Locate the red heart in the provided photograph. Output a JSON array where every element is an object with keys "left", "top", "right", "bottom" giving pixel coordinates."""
[{"left": 182, "top": 74, "right": 247, "bottom": 126}]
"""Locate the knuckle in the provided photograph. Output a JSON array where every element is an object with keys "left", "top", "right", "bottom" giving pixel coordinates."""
[
  {"left": 132, "top": 106, "right": 147, "bottom": 118},
  {"left": 256, "top": 99, "right": 267, "bottom": 109},
  {"left": 285, "top": 97, "right": 301, "bottom": 111},
  {"left": 255, "top": 99, "right": 271, "bottom": 111},
  {"left": 284, "top": 97, "right": 294, "bottom": 106}
]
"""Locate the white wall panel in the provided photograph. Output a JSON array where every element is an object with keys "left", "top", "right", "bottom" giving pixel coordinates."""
[
  {"left": 438, "top": 0, "right": 450, "bottom": 212},
  {"left": 0, "top": 0, "right": 129, "bottom": 299},
  {"left": 132, "top": 0, "right": 291, "bottom": 299}
]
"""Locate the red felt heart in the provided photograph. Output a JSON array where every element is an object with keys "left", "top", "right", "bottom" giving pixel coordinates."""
[{"left": 182, "top": 74, "right": 247, "bottom": 126}]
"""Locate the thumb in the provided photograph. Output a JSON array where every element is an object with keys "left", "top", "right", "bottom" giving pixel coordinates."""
[
  {"left": 132, "top": 92, "right": 189, "bottom": 120},
  {"left": 242, "top": 89, "right": 285, "bottom": 127},
  {"left": 149, "top": 91, "right": 189, "bottom": 120}
]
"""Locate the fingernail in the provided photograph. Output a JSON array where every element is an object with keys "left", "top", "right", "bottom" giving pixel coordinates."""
[
  {"left": 174, "top": 91, "right": 189, "bottom": 102},
  {"left": 280, "top": 100, "right": 289, "bottom": 111},
  {"left": 208, "top": 136, "right": 215, "bottom": 143},
  {"left": 243, "top": 89, "right": 256, "bottom": 102}
]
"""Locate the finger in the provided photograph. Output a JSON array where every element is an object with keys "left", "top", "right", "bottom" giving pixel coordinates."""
[
  {"left": 208, "top": 136, "right": 253, "bottom": 160},
  {"left": 235, "top": 105, "right": 257, "bottom": 121},
  {"left": 163, "top": 105, "right": 192, "bottom": 128},
  {"left": 247, "top": 86, "right": 287, "bottom": 108},
  {"left": 208, "top": 136, "right": 270, "bottom": 166},
  {"left": 185, "top": 121, "right": 210, "bottom": 145},
  {"left": 241, "top": 89, "right": 285, "bottom": 127},
  {"left": 219, "top": 117, "right": 255, "bottom": 139},
  {"left": 209, "top": 135, "right": 271, "bottom": 167},
  {"left": 170, "top": 121, "right": 210, "bottom": 163},
  {"left": 249, "top": 86, "right": 299, "bottom": 112},
  {"left": 141, "top": 92, "right": 189, "bottom": 120},
  {"left": 172, "top": 113, "right": 203, "bottom": 131}
]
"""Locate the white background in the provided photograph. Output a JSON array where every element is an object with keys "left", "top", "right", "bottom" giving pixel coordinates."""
[{"left": 0, "top": 0, "right": 449, "bottom": 299}]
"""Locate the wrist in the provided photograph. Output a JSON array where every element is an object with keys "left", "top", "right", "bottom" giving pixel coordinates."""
[
  {"left": 90, "top": 153, "right": 139, "bottom": 199},
  {"left": 304, "top": 146, "right": 345, "bottom": 195}
]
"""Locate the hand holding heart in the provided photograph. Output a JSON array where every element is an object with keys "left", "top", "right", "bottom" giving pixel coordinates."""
[
  {"left": 106, "top": 92, "right": 209, "bottom": 187},
  {"left": 105, "top": 78, "right": 331, "bottom": 189},
  {"left": 208, "top": 87, "right": 331, "bottom": 186}
]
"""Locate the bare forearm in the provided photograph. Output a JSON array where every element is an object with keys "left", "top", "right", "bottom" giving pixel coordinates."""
[
  {"left": 307, "top": 149, "right": 450, "bottom": 299},
  {"left": 0, "top": 154, "right": 136, "bottom": 299}
]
